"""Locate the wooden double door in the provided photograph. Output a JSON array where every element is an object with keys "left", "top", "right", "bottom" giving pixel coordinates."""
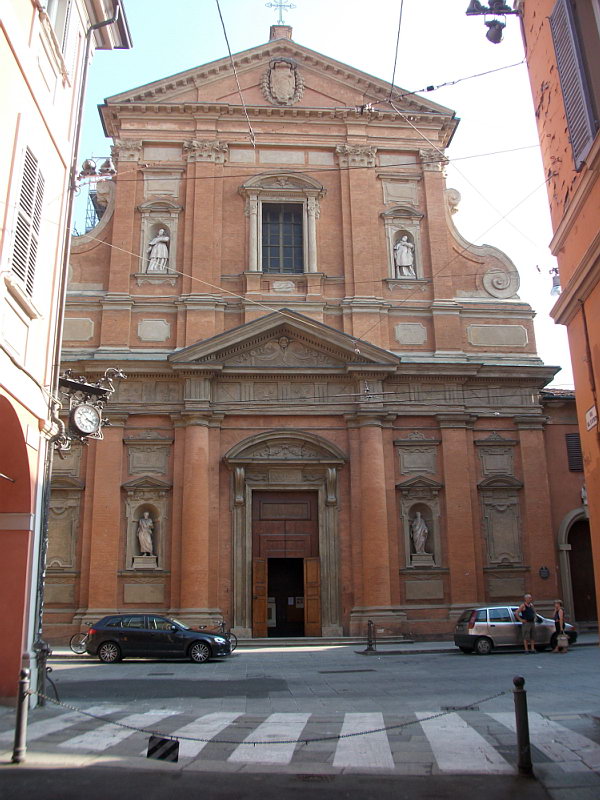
[{"left": 251, "top": 491, "right": 321, "bottom": 638}]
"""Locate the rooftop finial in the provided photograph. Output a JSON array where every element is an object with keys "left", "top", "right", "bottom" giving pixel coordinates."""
[{"left": 266, "top": 0, "right": 296, "bottom": 26}]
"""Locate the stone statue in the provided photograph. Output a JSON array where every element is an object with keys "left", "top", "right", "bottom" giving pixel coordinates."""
[
  {"left": 147, "top": 229, "right": 169, "bottom": 272},
  {"left": 137, "top": 511, "right": 154, "bottom": 556},
  {"left": 410, "top": 512, "right": 429, "bottom": 555},
  {"left": 394, "top": 235, "right": 416, "bottom": 278}
]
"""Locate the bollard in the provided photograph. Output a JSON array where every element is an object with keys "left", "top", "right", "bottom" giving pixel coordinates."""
[
  {"left": 364, "top": 619, "right": 376, "bottom": 652},
  {"left": 513, "top": 676, "right": 533, "bottom": 775},
  {"left": 11, "top": 668, "right": 30, "bottom": 764}
]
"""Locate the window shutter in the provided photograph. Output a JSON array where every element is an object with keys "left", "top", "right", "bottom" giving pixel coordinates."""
[
  {"left": 12, "top": 148, "right": 45, "bottom": 297},
  {"left": 565, "top": 432, "right": 584, "bottom": 471},
  {"left": 61, "top": 0, "right": 79, "bottom": 77},
  {"left": 550, "top": 0, "right": 597, "bottom": 169}
]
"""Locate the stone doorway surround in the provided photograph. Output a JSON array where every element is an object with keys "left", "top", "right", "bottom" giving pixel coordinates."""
[
  {"left": 224, "top": 430, "right": 346, "bottom": 637},
  {"left": 557, "top": 506, "right": 592, "bottom": 623}
]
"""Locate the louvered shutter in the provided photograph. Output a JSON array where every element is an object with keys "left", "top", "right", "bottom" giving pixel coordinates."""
[
  {"left": 550, "top": 0, "right": 597, "bottom": 170},
  {"left": 565, "top": 432, "right": 584, "bottom": 471},
  {"left": 61, "top": 0, "right": 79, "bottom": 78},
  {"left": 12, "top": 148, "right": 45, "bottom": 297}
]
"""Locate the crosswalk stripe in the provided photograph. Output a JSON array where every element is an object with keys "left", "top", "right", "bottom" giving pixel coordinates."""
[
  {"left": 228, "top": 712, "right": 310, "bottom": 765},
  {"left": 333, "top": 712, "right": 394, "bottom": 769},
  {"left": 0, "top": 706, "right": 122, "bottom": 744},
  {"left": 489, "top": 712, "right": 600, "bottom": 770},
  {"left": 143, "top": 712, "right": 242, "bottom": 759},
  {"left": 60, "top": 709, "right": 173, "bottom": 751},
  {"left": 416, "top": 712, "right": 513, "bottom": 774}
]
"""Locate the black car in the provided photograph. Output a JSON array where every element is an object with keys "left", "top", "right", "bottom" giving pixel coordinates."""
[{"left": 85, "top": 613, "right": 232, "bottom": 663}]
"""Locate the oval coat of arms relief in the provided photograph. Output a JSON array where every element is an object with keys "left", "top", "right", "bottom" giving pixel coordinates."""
[{"left": 262, "top": 58, "right": 304, "bottom": 106}]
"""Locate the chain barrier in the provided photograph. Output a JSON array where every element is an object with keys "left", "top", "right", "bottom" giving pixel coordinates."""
[{"left": 25, "top": 688, "right": 507, "bottom": 747}]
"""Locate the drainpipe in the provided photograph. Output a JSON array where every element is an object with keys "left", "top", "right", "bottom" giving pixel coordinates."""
[{"left": 34, "top": 1, "right": 124, "bottom": 697}]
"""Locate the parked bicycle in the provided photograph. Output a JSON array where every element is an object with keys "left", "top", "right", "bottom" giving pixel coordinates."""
[
  {"left": 69, "top": 631, "right": 89, "bottom": 654},
  {"left": 200, "top": 621, "right": 238, "bottom": 651}
]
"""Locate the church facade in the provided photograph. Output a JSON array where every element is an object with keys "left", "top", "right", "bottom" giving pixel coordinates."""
[{"left": 45, "top": 27, "right": 566, "bottom": 641}]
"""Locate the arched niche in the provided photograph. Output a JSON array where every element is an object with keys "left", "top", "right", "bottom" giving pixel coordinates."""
[
  {"left": 381, "top": 205, "right": 424, "bottom": 279},
  {"left": 137, "top": 198, "right": 182, "bottom": 282},
  {"left": 224, "top": 429, "right": 346, "bottom": 637},
  {"left": 123, "top": 477, "right": 171, "bottom": 570}
]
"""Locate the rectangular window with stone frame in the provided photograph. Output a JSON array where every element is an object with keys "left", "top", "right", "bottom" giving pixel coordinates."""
[{"left": 261, "top": 203, "right": 304, "bottom": 273}]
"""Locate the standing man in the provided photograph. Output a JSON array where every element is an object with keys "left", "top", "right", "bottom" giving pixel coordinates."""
[{"left": 517, "top": 593, "right": 536, "bottom": 653}]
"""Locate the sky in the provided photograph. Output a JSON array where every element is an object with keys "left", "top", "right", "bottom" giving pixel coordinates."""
[{"left": 75, "top": 0, "right": 574, "bottom": 388}]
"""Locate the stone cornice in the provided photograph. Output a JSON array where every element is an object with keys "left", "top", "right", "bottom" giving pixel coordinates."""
[{"left": 550, "top": 227, "right": 600, "bottom": 325}]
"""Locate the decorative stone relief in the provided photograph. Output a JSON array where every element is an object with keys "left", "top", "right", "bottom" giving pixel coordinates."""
[
  {"left": 468, "top": 324, "right": 528, "bottom": 347},
  {"left": 335, "top": 144, "right": 377, "bottom": 168},
  {"left": 127, "top": 445, "right": 170, "bottom": 476},
  {"left": 394, "top": 323, "right": 427, "bottom": 346},
  {"left": 381, "top": 179, "right": 419, "bottom": 206},
  {"left": 479, "top": 476, "right": 523, "bottom": 566},
  {"left": 184, "top": 140, "right": 229, "bottom": 163},
  {"left": 476, "top": 432, "right": 516, "bottom": 477},
  {"left": 249, "top": 442, "right": 322, "bottom": 460},
  {"left": 138, "top": 319, "right": 171, "bottom": 342},
  {"left": 47, "top": 496, "right": 80, "bottom": 568},
  {"left": 271, "top": 280, "right": 297, "bottom": 293},
  {"left": 143, "top": 169, "right": 183, "bottom": 199},
  {"left": 480, "top": 267, "right": 520, "bottom": 300},
  {"left": 223, "top": 337, "right": 341, "bottom": 368},
  {"left": 419, "top": 148, "right": 446, "bottom": 172},
  {"left": 63, "top": 318, "right": 94, "bottom": 342},
  {"left": 261, "top": 58, "right": 304, "bottom": 106},
  {"left": 51, "top": 444, "right": 82, "bottom": 476},
  {"left": 111, "top": 139, "right": 142, "bottom": 162}
]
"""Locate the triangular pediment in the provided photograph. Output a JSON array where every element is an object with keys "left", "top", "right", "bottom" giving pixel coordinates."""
[
  {"left": 169, "top": 309, "right": 399, "bottom": 372},
  {"left": 102, "top": 39, "right": 454, "bottom": 121},
  {"left": 395, "top": 476, "right": 443, "bottom": 492},
  {"left": 122, "top": 476, "right": 173, "bottom": 491}
]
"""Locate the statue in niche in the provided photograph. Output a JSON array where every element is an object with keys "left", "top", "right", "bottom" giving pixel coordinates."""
[
  {"left": 147, "top": 229, "right": 170, "bottom": 272},
  {"left": 410, "top": 511, "right": 429, "bottom": 555},
  {"left": 137, "top": 511, "right": 154, "bottom": 556},
  {"left": 393, "top": 234, "right": 416, "bottom": 278}
]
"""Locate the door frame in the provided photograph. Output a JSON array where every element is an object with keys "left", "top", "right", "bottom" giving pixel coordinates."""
[{"left": 225, "top": 430, "right": 346, "bottom": 638}]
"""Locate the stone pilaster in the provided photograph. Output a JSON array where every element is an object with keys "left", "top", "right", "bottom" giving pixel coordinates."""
[{"left": 437, "top": 414, "right": 481, "bottom": 606}]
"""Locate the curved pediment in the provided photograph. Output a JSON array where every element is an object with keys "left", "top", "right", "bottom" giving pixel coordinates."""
[
  {"left": 225, "top": 429, "right": 346, "bottom": 464},
  {"left": 240, "top": 171, "right": 325, "bottom": 194}
]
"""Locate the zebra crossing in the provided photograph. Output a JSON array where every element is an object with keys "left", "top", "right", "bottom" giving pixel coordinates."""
[{"left": 2, "top": 707, "right": 600, "bottom": 774}]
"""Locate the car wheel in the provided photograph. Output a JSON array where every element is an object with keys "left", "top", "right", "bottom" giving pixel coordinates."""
[
  {"left": 475, "top": 637, "right": 493, "bottom": 655},
  {"left": 98, "top": 641, "right": 121, "bottom": 663},
  {"left": 189, "top": 641, "right": 211, "bottom": 663},
  {"left": 459, "top": 646, "right": 473, "bottom": 654}
]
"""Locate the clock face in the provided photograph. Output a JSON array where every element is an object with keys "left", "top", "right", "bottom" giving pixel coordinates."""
[{"left": 72, "top": 403, "right": 101, "bottom": 434}]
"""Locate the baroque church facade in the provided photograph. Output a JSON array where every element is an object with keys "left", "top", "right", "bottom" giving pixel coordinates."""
[{"left": 45, "top": 26, "right": 566, "bottom": 640}]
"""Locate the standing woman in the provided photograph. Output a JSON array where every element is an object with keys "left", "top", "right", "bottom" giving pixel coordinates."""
[{"left": 552, "top": 599, "right": 565, "bottom": 652}]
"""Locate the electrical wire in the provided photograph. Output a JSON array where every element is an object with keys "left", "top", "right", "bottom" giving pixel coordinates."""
[
  {"left": 215, "top": 0, "right": 256, "bottom": 147},
  {"left": 388, "top": 0, "right": 405, "bottom": 101}
]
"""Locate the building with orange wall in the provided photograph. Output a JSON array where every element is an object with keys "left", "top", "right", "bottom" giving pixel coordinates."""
[
  {"left": 45, "top": 24, "right": 586, "bottom": 645},
  {"left": 0, "top": 0, "right": 130, "bottom": 704},
  {"left": 517, "top": 0, "right": 600, "bottom": 626}
]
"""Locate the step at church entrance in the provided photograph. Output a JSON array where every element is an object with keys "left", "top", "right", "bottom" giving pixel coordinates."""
[{"left": 251, "top": 491, "right": 321, "bottom": 638}]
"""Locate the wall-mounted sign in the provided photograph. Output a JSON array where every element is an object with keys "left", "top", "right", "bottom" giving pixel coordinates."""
[{"left": 585, "top": 405, "right": 598, "bottom": 431}]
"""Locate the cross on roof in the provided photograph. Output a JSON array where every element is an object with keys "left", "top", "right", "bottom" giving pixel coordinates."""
[{"left": 265, "top": 0, "right": 296, "bottom": 26}]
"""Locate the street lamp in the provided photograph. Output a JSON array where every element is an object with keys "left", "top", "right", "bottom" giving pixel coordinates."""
[{"left": 465, "top": 1, "right": 520, "bottom": 44}]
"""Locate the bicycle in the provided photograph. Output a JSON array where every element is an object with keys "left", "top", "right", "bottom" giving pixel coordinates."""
[
  {"left": 200, "top": 621, "right": 238, "bottom": 651},
  {"left": 69, "top": 631, "right": 89, "bottom": 654}
]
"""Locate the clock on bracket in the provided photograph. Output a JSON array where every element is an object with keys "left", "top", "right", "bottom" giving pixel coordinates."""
[{"left": 70, "top": 403, "right": 101, "bottom": 436}]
